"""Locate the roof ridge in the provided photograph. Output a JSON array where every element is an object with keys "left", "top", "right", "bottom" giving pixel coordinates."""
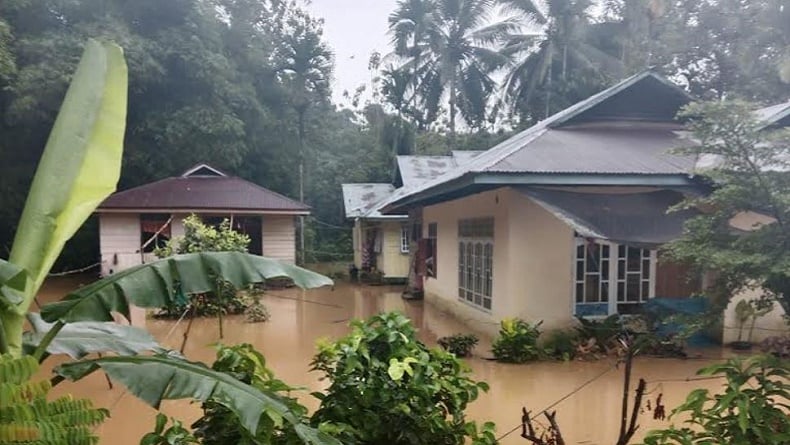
[{"left": 236, "top": 176, "right": 308, "bottom": 209}]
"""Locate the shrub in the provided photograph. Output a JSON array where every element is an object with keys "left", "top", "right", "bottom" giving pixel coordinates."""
[
  {"left": 492, "top": 318, "right": 543, "bottom": 363},
  {"left": 760, "top": 335, "right": 790, "bottom": 357},
  {"left": 141, "top": 414, "right": 198, "bottom": 445},
  {"left": 310, "top": 312, "right": 496, "bottom": 445},
  {"left": 542, "top": 329, "right": 579, "bottom": 361},
  {"left": 192, "top": 344, "right": 314, "bottom": 444},
  {"left": 154, "top": 215, "right": 252, "bottom": 318},
  {"left": 575, "top": 314, "right": 623, "bottom": 354},
  {"left": 438, "top": 333, "right": 479, "bottom": 357},
  {"left": 245, "top": 295, "right": 271, "bottom": 323},
  {"left": 642, "top": 355, "right": 790, "bottom": 445}
]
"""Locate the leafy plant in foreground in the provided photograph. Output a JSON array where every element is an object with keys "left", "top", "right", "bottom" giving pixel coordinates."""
[
  {"left": 141, "top": 414, "right": 198, "bottom": 445},
  {"left": 642, "top": 355, "right": 790, "bottom": 445},
  {"left": 310, "top": 312, "right": 497, "bottom": 444},
  {"left": 492, "top": 318, "right": 543, "bottom": 363},
  {"left": 0, "top": 354, "right": 108, "bottom": 445}
]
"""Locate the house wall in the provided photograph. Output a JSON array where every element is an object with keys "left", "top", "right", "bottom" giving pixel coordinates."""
[
  {"left": 99, "top": 214, "right": 142, "bottom": 276},
  {"left": 722, "top": 286, "right": 789, "bottom": 344},
  {"left": 353, "top": 219, "right": 362, "bottom": 268},
  {"left": 262, "top": 215, "right": 296, "bottom": 263}
]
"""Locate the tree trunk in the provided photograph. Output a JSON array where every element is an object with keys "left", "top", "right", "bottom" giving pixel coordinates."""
[
  {"left": 562, "top": 44, "right": 568, "bottom": 80},
  {"left": 449, "top": 70, "right": 457, "bottom": 148},
  {"left": 297, "top": 109, "right": 306, "bottom": 264}
]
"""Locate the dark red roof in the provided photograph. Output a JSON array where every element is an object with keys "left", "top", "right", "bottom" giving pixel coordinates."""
[{"left": 99, "top": 164, "right": 309, "bottom": 213}]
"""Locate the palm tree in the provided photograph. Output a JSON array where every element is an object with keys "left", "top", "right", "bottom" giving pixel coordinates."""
[
  {"left": 501, "top": 0, "right": 624, "bottom": 120},
  {"left": 272, "top": 6, "right": 333, "bottom": 262},
  {"left": 393, "top": 0, "right": 514, "bottom": 138}
]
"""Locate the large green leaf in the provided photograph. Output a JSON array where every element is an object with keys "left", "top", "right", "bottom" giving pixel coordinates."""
[
  {"left": 56, "top": 355, "right": 341, "bottom": 445},
  {"left": 0, "top": 259, "right": 26, "bottom": 307},
  {"left": 40, "top": 252, "right": 333, "bottom": 323},
  {"left": 23, "top": 313, "right": 163, "bottom": 359},
  {"left": 8, "top": 39, "right": 127, "bottom": 310}
]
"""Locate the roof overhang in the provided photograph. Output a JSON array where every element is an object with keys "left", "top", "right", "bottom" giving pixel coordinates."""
[
  {"left": 382, "top": 172, "right": 703, "bottom": 214},
  {"left": 519, "top": 187, "right": 698, "bottom": 247},
  {"left": 96, "top": 208, "right": 310, "bottom": 216}
]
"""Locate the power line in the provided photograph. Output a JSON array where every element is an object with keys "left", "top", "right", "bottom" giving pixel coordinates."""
[{"left": 496, "top": 362, "right": 619, "bottom": 441}]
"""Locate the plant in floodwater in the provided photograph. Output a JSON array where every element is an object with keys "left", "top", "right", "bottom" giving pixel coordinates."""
[
  {"left": 492, "top": 318, "right": 543, "bottom": 363},
  {"left": 0, "top": 354, "right": 108, "bottom": 445},
  {"left": 155, "top": 215, "right": 252, "bottom": 318},
  {"left": 438, "top": 333, "right": 479, "bottom": 357},
  {"left": 141, "top": 414, "right": 199, "bottom": 445},
  {"left": 192, "top": 344, "right": 325, "bottom": 444},
  {"left": 641, "top": 355, "right": 790, "bottom": 445},
  {"left": 0, "top": 40, "right": 338, "bottom": 445},
  {"left": 310, "top": 312, "right": 496, "bottom": 445},
  {"left": 542, "top": 328, "right": 580, "bottom": 361},
  {"left": 245, "top": 294, "right": 271, "bottom": 323},
  {"left": 574, "top": 314, "right": 623, "bottom": 354}
]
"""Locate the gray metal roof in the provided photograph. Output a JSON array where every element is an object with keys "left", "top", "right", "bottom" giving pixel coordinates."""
[
  {"left": 756, "top": 100, "right": 790, "bottom": 128},
  {"left": 485, "top": 123, "right": 696, "bottom": 174},
  {"left": 451, "top": 150, "right": 485, "bottom": 163},
  {"left": 383, "top": 71, "right": 697, "bottom": 213},
  {"left": 341, "top": 183, "right": 402, "bottom": 219},
  {"left": 520, "top": 187, "right": 697, "bottom": 246},
  {"left": 396, "top": 151, "right": 484, "bottom": 188}
]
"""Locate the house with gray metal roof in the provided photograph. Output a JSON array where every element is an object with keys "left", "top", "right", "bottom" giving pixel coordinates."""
[
  {"left": 342, "top": 152, "right": 482, "bottom": 281},
  {"left": 378, "top": 70, "right": 789, "bottom": 341},
  {"left": 96, "top": 163, "right": 308, "bottom": 276}
]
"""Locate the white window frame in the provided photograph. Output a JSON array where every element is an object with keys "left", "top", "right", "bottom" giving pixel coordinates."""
[
  {"left": 458, "top": 218, "right": 494, "bottom": 312},
  {"left": 400, "top": 225, "right": 410, "bottom": 254},
  {"left": 573, "top": 237, "right": 656, "bottom": 317}
]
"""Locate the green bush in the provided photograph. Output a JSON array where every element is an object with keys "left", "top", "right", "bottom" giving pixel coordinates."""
[
  {"left": 438, "top": 333, "right": 479, "bottom": 357},
  {"left": 642, "top": 355, "right": 790, "bottom": 445},
  {"left": 310, "top": 312, "right": 496, "bottom": 445},
  {"left": 192, "top": 344, "right": 314, "bottom": 444},
  {"left": 154, "top": 215, "right": 252, "bottom": 318},
  {"left": 492, "top": 318, "right": 543, "bottom": 363},
  {"left": 575, "top": 314, "right": 623, "bottom": 353},
  {"left": 542, "top": 329, "right": 579, "bottom": 361},
  {"left": 141, "top": 414, "right": 198, "bottom": 445}
]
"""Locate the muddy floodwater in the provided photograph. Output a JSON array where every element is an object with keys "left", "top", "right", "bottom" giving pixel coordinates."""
[{"left": 36, "top": 276, "right": 731, "bottom": 445}]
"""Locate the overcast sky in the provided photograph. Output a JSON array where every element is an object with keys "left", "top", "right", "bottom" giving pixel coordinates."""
[{"left": 304, "top": 0, "right": 399, "bottom": 106}]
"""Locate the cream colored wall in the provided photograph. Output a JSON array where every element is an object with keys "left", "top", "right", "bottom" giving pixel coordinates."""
[
  {"left": 99, "top": 214, "right": 142, "bottom": 276},
  {"left": 353, "top": 219, "right": 362, "bottom": 268},
  {"left": 421, "top": 187, "right": 578, "bottom": 337},
  {"left": 722, "top": 286, "right": 789, "bottom": 344},
  {"left": 262, "top": 215, "right": 296, "bottom": 263},
  {"left": 379, "top": 221, "right": 410, "bottom": 279}
]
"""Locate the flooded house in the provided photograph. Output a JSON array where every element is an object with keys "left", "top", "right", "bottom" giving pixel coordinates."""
[
  {"left": 342, "top": 152, "right": 481, "bottom": 282},
  {"left": 96, "top": 163, "right": 308, "bottom": 276},
  {"left": 378, "top": 71, "right": 790, "bottom": 343}
]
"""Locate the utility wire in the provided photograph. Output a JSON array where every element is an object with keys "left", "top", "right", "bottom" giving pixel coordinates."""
[{"left": 496, "top": 361, "right": 620, "bottom": 441}]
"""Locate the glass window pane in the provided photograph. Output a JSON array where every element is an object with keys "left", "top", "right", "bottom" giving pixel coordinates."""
[
  {"left": 627, "top": 247, "right": 641, "bottom": 271},
  {"left": 585, "top": 275, "right": 600, "bottom": 302},
  {"left": 642, "top": 281, "right": 649, "bottom": 301},
  {"left": 642, "top": 260, "right": 650, "bottom": 279},
  {"left": 586, "top": 245, "right": 600, "bottom": 272},
  {"left": 627, "top": 275, "right": 640, "bottom": 302},
  {"left": 602, "top": 245, "right": 610, "bottom": 258},
  {"left": 576, "top": 283, "right": 584, "bottom": 302},
  {"left": 617, "top": 282, "right": 625, "bottom": 301},
  {"left": 618, "top": 260, "right": 625, "bottom": 280},
  {"left": 577, "top": 244, "right": 584, "bottom": 258},
  {"left": 576, "top": 261, "right": 584, "bottom": 280},
  {"left": 601, "top": 281, "right": 609, "bottom": 302},
  {"left": 618, "top": 244, "right": 626, "bottom": 257},
  {"left": 483, "top": 298, "right": 492, "bottom": 310}
]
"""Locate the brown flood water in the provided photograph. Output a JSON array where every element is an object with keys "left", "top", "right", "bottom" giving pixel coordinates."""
[{"left": 36, "top": 276, "right": 731, "bottom": 445}]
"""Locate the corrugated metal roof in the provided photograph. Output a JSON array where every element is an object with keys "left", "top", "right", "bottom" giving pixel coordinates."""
[
  {"left": 485, "top": 124, "right": 695, "bottom": 174},
  {"left": 755, "top": 100, "right": 790, "bottom": 128},
  {"left": 382, "top": 71, "right": 696, "bottom": 212},
  {"left": 397, "top": 156, "right": 456, "bottom": 188},
  {"left": 520, "top": 187, "right": 697, "bottom": 246},
  {"left": 341, "top": 183, "right": 400, "bottom": 219},
  {"left": 100, "top": 165, "right": 308, "bottom": 212},
  {"left": 451, "top": 150, "right": 484, "bottom": 163}
]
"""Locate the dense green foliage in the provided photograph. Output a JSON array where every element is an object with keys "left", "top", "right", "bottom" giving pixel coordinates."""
[
  {"left": 666, "top": 101, "right": 790, "bottom": 314},
  {"left": 192, "top": 344, "right": 318, "bottom": 445},
  {"left": 0, "top": 354, "right": 108, "bottom": 445},
  {"left": 310, "top": 312, "right": 496, "bottom": 445},
  {"left": 642, "top": 356, "right": 790, "bottom": 445},
  {"left": 0, "top": 0, "right": 787, "bottom": 266},
  {"left": 491, "top": 318, "right": 543, "bottom": 363},
  {"left": 141, "top": 414, "right": 199, "bottom": 445}
]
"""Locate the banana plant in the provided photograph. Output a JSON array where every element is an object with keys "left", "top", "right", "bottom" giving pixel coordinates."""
[{"left": 0, "top": 40, "right": 338, "bottom": 445}]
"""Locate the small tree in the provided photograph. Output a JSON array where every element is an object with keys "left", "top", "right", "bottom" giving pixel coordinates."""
[
  {"left": 155, "top": 215, "right": 252, "bottom": 317},
  {"left": 310, "top": 312, "right": 497, "bottom": 445},
  {"left": 666, "top": 101, "right": 790, "bottom": 313},
  {"left": 642, "top": 355, "right": 790, "bottom": 445}
]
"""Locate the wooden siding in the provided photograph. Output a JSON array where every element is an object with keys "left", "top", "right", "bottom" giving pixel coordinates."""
[
  {"left": 99, "top": 214, "right": 142, "bottom": 276},
  {"left": 262, "top": 215, "right": 296, "bottom": 263}
]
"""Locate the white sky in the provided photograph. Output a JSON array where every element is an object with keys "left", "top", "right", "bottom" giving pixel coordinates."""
[{"left": 305, "top": 0, "right": 399, "bottom": 106}]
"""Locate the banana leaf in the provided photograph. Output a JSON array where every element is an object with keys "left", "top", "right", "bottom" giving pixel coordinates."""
[
  {"left": 56, "top": 355, "right": 341, "bottom": 445},
  {"left": 8, "top": 39, "right": 127, "bottom": 310},
  {"left": 41, "top": 252, "right": 333, "bottom": 323},
  {"left": 23, "top": 313, "right": 163, "bottom": 359},
  {"left": 0, "top": 259, "right": 26, "bottom": 307}
]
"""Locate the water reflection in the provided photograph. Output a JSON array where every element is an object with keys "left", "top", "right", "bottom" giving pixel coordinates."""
[{"left": 35, "top": 278, "right": 728, "bottom": 445}]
